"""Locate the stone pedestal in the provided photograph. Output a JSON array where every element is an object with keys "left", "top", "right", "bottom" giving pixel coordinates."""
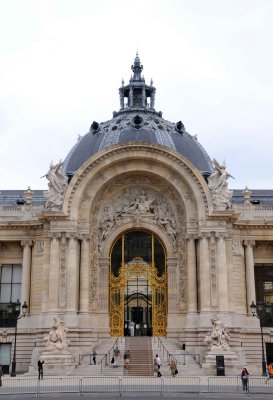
[
  {"left": 202, "top": 349, "right": 240, "bottom": 376},
  {"left": 40, "top": 350, "right": 75, "bottom": 375}
]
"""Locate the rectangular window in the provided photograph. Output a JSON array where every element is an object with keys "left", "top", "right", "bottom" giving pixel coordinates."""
[{"left": 0, "top": 264, "right": 22, "bottom": 303}]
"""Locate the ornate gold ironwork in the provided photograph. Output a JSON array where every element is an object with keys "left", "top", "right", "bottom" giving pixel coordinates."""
[{"left": 110, "top": 257, "right": 167, "bottom": 336}]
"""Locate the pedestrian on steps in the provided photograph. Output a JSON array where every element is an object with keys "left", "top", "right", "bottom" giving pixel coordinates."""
[
  {"left": 170, "top": 358, "right": 177, "bottom": 377},
  {"left": 113, "top": 345, "right": 120, "bottom": 368},
  {"left": 156, "top": 354, "right": 162, "bottom": 377},
  {"left": 153, "top": 357, "right": 158, "bottom": 377},
  {"left": 92, "top": 349, "right": 97, "bottom": 365},
  {"left": 124, "top": 350, "right": 131, "bottom": 369}
]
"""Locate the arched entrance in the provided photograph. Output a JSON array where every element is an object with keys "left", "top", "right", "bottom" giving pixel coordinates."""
[{"left": 110, "top": 230, "right": 167, "bottom": 336}]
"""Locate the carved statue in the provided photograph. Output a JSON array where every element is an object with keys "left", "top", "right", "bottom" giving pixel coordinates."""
[
  {"left": 207, "top": 159, "right": 234, "bottom": 209},
  {"left": 204, "top": 315, "right": 230, "bottom": 351},
  {"left": 158, "top": 217, "right": 176, "bottom": 243},
  {"left": 42, "top": 160, "right": 68, "bottom": 209},
  {"left": 123, "top": 190, "right": 154, "bottom": 214},
  {"left": 44, "top": 317, "right": 69, "bottom": 352},
  {"left": 98, "top": 216, "right": 115, "bottom": 252}
]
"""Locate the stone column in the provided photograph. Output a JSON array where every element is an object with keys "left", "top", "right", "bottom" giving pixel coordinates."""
[
  {"left": 216, "top": 233, "right": 229, "bottom": 311},
  {"left": 198, "top": 233, "right": 210, "bottom": 312},
  {"left": 129, "top": 88, "right": 133, "bottom": 106},
  {"left": 244, "top": 240, "right": 256, "bottom": 313},
  {"left": 48, "top": 234, "right": 60, "bottom": 312},
  {"left": 20, "top": 240, "right": 33, "bottom": 306},
  {"left": 186, "top": 235, "right": 197, "bottom": 312},
  {"left": 98, "top": 257, "right": 109, "bottom": 312},
  {"left": 79, "top": 236, "right": 90, "bottom": 313},
  {"left": 66, "top": 234, "right": 79, "bottom": 312},
  {"left": 167, "top": 258, "right": 177, "bottom": 312},
  {"left": 142, "top": 87, "right": 145, "bottom": 106}
]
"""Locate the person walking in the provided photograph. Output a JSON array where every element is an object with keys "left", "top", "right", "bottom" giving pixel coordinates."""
[
  {"left": 156, "top": 354, "right": 162, "bottom": 377},
  {"left": 92, "top": 349, "right": 97, "bottom": 365},
  {"left": 38, "top": 359, "right": 44, "bottom": 380},
  {"left": 113, "top": 345, "right": 121, "bottom": 368},
  {"left": 265, "top": 362, "right": 273, "bottom": 383},
  {"left": 0, "top": 364, "right": 3, "bottom": 386},
  {"left": 170, "top": 358, "right": 177, "bottom": 377},
  {"left": 241, "top": 367, "right": 249, "bottom": 391},
  {"left": 124, "top": 350, "right": 131, "bottom": 369},
  {"left": 153, "top": 357, "right": 159, "bottom": 377}
]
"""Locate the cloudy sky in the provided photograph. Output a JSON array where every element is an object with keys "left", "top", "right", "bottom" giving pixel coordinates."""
[{"left": 0, "top": 0, "right": 272, "bottom": 191}]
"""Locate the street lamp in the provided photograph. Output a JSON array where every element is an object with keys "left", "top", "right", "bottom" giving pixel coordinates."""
[
  {"left": 250, "top": 300, "right": 272, "bottom": 376},
  {"left": 7, "top": 300, "right": 28, "bottom": 377}
]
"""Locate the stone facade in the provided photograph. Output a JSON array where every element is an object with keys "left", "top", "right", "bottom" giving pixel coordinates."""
[{"left": 0, "top": 55, "right": 272, "bottom": 374}]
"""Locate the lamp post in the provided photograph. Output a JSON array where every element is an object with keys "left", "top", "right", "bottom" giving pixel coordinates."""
[
  {"left": 7, "top": 300, "right": 28, "bottom": 377},
  {"left": 250, "top": 300, "right": 272, "bottom": 376}
]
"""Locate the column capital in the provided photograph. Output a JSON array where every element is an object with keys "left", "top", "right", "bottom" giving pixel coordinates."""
[
  {"left": 79, "top": 234, "right": 91, "bottom": 242},
  {"left": 198, "top": 232, "right": 210, "bottom": 240},
  {"left": 67, "top": 233, "right": 79, "bottom": 241},
  {"left": 215, "top": 232, "right": 228, "bottom": 240},
  {"left": 48, "top": 232, "right": 62, "bottom": 240},
  {"left": 21, "top": 240, "right": 33, "bottom": 248},
  {"left": 185, "top": 233, "right": 198, "bottom": 241},
  {"left": 243, "top": 240, "right": 255, "bottom": 248}
]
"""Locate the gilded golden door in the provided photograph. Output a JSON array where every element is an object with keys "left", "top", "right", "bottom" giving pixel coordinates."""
[{"left": 110, "top": 257, "right": 167, "bottom": 336}]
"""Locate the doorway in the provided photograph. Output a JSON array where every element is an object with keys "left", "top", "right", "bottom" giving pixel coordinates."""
[{"left": 110, "top": 230, "right": 167, "bottom": 337}]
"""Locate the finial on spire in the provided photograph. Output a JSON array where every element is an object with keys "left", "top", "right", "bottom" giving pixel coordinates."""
[{"left": 131, "top": 53, "right": 143, "bottom": 81}]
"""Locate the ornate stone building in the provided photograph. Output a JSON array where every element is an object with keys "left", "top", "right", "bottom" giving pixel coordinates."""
[{"left": 0, "top": 54, "right": 273, "bottom": 374}]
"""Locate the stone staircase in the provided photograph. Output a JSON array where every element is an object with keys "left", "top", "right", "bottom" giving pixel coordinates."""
[
  {"left": 124, "top": 336, "right": 154, "bottom": 376},
  {"left": 74, "top": 337, "right": 125, "bottom": 376},
  {"left": 152, "top": 337, "right": 206, "bottom": 377}
]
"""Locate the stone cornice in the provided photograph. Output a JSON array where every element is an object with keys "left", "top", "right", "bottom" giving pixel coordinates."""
[{"left": 0, "top": 221, "right": 43, "bottom": 230}]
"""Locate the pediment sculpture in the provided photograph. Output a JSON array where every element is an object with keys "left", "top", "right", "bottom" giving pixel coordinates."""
[
  {"left": 204, "top": 315, "right": 230, "bottom": 351},
  {"left": 42, "top": 160, "right": 68, "bottom": 210},
  {"left": 44, "top": 317, "right": 69, "bottom": 352},
  {"left": 98, "top": 188, "right": 177, "bottom": 251},
  {"left": 207, "top": 159, "right": 234, "bottom": 210}
]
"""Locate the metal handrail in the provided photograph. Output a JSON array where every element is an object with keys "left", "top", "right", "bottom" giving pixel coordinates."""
[
  {"left": 78, "top": 352, "right": 107, "bottom": 365},
  {"left": 157, "top": 337, "right": 178, "bottom": 365},
  {"left": 107, "top": 337, "right": 119, "bottom": 364},
  {"left": 98, "top": 337, "right": 120, "bottom": 372},
  {"left": 169, "top": 352, "right": 201, "bottom": 365}
]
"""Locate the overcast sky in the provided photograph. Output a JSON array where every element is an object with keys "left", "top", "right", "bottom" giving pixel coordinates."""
[{"left": 0, "top": 0, "right": 273, "bottom": 191}]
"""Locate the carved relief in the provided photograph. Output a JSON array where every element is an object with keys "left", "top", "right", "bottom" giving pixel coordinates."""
[
  {"left": 36, "top": 241, "right": 44, "bottom": 255},
  {"left": 209, "top": 236, "right": 217, "bottom": 307},
  {"left": 88, "top": 173, "right": 188, "bottom": 310},
  {"left": 59, "top": 235, "right": 67, "bottom": 309},
  {"left": 232, "top": 240, "right": 241, "bottom": 256},
  {"left": 97, "top": 186, "right": 178, "bottom": 252}
]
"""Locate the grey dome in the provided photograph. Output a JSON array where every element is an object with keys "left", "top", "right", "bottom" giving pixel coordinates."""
[
  {"left": 63, "top": 54, "right": 213, "bottom": 178},
  {"left": 63, "top": 112, "right": 213, "bottom": 176}
]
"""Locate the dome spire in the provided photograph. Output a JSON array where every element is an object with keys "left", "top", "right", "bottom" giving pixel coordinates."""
[
  {"left": 115, "top": 54, "right": 157, "bottom": 116},
  {"left": 131, "top": 52, "right": 143, "bottom": 82}
]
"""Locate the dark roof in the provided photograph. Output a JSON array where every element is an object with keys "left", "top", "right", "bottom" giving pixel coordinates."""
[
  {"left": 0, "top": 190, "right": 45, "bottom": 205},
  {"left": 63, "top": 54, "right": 213, "bottom": 177},
  {"left": 231, "top": 189, "right": 273, "bottom": 205}
]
